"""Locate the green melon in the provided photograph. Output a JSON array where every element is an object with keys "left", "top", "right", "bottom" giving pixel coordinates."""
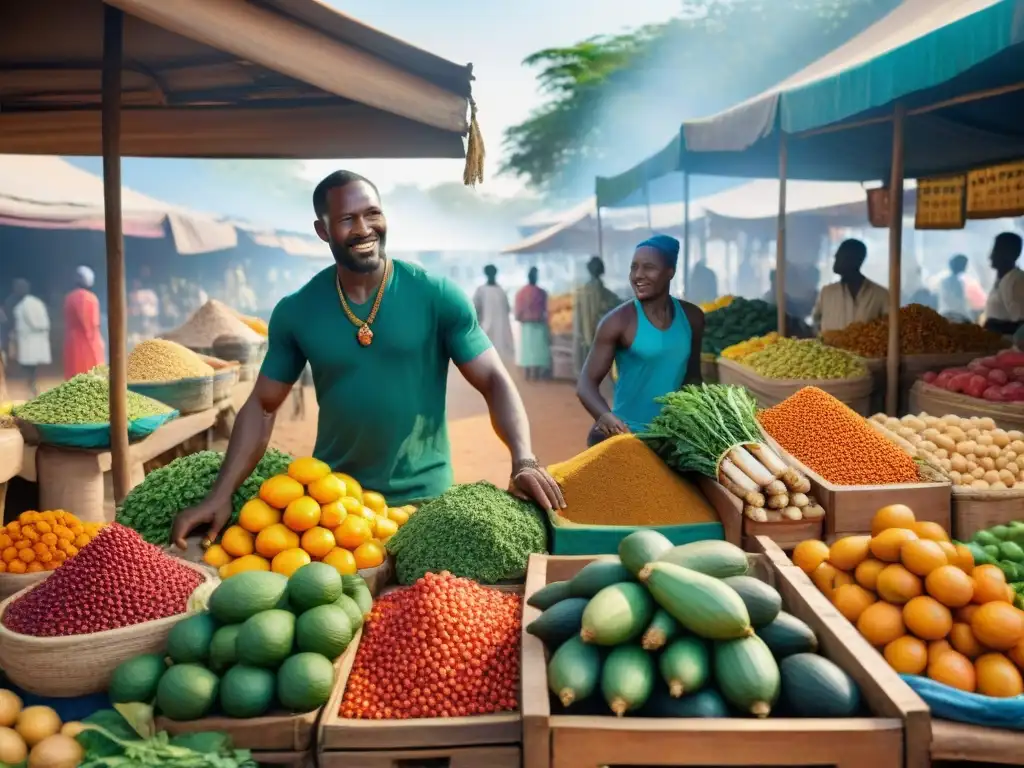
[
  {"left": 236, "top": 610, "right": 296, "bottom": 668},
  {"left": 277, "top": 653, "right": 336, "bottom": 712},
  {"left": 156, "top": 664, "right": 219, "bottom": 721},
  {"left": 288, "top": 562, "right": 343, "bottom": 613},
  {"left": 296, "top": 605, "right": 353, "bottom": 660},
  {"left": 220, "top": 664, "right": 277, "bottom": 718},
  {"left": 108, "top": 653, "right": 167, "bottom": 704}
]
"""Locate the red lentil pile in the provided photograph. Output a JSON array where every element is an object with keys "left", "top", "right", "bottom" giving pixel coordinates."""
[
  {"left": 2, "top": 523, "right": 203, "bottom": 637},
  {"left": 341, "top": 571, "right": 521, "bottom": 719},
  {"left": 757, "top": 386, "right": 920, "bottom": 486}
]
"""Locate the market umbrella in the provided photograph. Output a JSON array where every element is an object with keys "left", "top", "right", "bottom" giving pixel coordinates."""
[{"left": 0, "top": 0, "right": 483, "bottom": 500}]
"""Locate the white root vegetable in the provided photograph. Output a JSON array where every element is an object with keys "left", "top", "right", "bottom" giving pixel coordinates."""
[
  {"left": 767, "top": 494, "right": 789, "bottom": 510},
  {"left": 721, "top": 458, "right": 759, "bottom": 492},
  {"left": 764, "top": 510, "right": 783, "bottom": 522},
  {"left": 790, "top": 492, "right": 809, "bottom": 508},
  {"left": 802, "top": 503, "right": 826, "bottom": 520},
  {"left": 781, "top": 506, "right": 803, "bottom": 521},
  {"left": 788, "top": 474, "right": 812, "bottom": 495},
  {"left": 727, "top": 445, "right": 776, "bottom": 487},
  {"left": 747, "top": 443, "right": 787, "bottom": 479},
  {"left": 764, "top": 479, "right": 787, "bottom": 497},
  {"left": 718, "top": 472, "right": 766, "bottom": 507},
  {"left": 744, "top": 505, "right": 768, "bottom": 522}
]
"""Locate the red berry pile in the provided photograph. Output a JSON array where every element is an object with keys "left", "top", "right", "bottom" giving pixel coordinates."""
[
  {"left": 2, "top": 523, "right": 203, "bottom": 636},
  {"left": 341, "top": 571, "right": 521, "bottom": 720}
]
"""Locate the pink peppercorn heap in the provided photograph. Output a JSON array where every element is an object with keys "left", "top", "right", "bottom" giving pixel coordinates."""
[{"left": 2, "top": 523, "right": 204, "bottom": 637}]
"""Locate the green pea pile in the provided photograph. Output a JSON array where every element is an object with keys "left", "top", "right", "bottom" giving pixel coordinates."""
[
  {"left": 13, "top": 373, "right": 172, "bottom": 424},
  {"left": 742, "top": 337, "right": 867, "bottom": 380},
  {"left": 115, "top": 448, "right": 293, "bottom": 545},
  {"left": 386, "top": 481, "right": 548, "bottom": 585}
]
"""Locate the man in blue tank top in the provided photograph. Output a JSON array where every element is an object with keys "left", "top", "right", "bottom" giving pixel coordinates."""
[{"left": 577, "top": 234, "right": 705, "bottom": 447}]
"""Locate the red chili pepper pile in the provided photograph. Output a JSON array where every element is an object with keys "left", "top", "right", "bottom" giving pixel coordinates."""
[
  {"left": 341, "top": 571, "right": 521, "bottom": 720},
  {"left": 2, "top": 523, "right": 203, "bottom": 636}
]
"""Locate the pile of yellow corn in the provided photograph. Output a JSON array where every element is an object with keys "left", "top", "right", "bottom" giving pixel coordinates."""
[
  {"left": 721, "top": 332, "right": 781, "bottom": 361},
  {"left": 699, "top": 295, "right": 735, "bottom": 314}
]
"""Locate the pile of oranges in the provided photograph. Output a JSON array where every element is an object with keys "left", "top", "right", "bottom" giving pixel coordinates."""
[
  {"left": 795, "top": 504, "right": 1024, "bottom": 697},
  {"left": 204, "top": 457, "right": 413, "bottom": 579},
  {"left": 0, "top": 510, "right": 105, "bottom": 574}
]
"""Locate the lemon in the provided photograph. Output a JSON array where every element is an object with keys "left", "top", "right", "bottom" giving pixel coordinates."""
[
  {"left": 362, "top": 491, "right": 387, "bottom": 514},
  {"left": 220, "top": 526, "right": 255, "bottom": 558},
  {"left": 319, "top": 500, "right": 349, "bottom": 529},
  {"left": 322, "top": 547, "right": 358, "bottom": 576},
  {"left": 259, "top": 475, "right": 305, "bottom": 510},
  {"left": 307, "top": 474, "right": 346, "bottom": 505},
  {"left": 283, "top": 496, "right": 322, "bottom": 532},
  {"left": 333, "top": 516, "right": 372, "bottom": 550},
  {"left": 255, "top": 523, "right": 300, "bottom": 559},
  {"left": 333, "top": 473, "right": 363, "bottom": 503},
  {"left": 238, "top": 498, "right": 281, "bottom": 533},
  {"left": 287, "top": 457, "right": 332, "bottom": 485},
  {"left": 203, "top": 544, "right": 233, "bottom": 568},
  {"left": 301, "top": 527, "right": 337, "bottom": 559},
  {"left": 272, "top": 548, "right": 312, "bottom": 577}
]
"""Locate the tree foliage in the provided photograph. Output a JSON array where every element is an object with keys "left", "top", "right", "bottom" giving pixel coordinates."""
[{"left": 501, "top": 0, "right": 902, "bottom": 195}]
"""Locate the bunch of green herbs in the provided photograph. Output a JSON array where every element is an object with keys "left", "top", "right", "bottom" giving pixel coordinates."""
[
  {"left": 13, "top": 374, "right": 172, "bottom": 424},
  {"left": 640, "top": 384, "right": 762, "bottom": 477},
  {"left": 386, "top": 481, "right": 547, "bottom": 584}
]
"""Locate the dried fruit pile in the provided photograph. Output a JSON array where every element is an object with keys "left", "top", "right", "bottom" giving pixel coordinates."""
[
  {"left": 341, "top": 572, "right": 521, "bottom": 719},
  {"left": 0, "top": 510, "right": 105, "bottom": 574},
  {"left": 2, "top": 524, "right": 204, "bottom": 637}
]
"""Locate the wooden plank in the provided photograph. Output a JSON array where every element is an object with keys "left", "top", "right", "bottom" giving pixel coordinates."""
[
  {"left": 930, "top": 719, "right": 1024, "bottom": 764},
  {"left": 318, "top": 746, "right": 521, "bottom": 768},
  {"left": 521, "top": 554, "right": 552, "bottom": 768}
]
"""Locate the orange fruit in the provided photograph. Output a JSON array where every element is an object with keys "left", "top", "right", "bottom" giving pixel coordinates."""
[
  {"left": 903, "top": 596, "right": 953, "bottom": 641},
  {"left": 811, "top": 562, "right": 853, "bottom": 600},
  {"left": 972, "top": 564, "right": 1010, "bottom": 604},
  {"left": 925, "top": 565, "right": 974, "bottom": 608},
  {"left": 322, "top": 547, "right": 358, "bottom": 576},
  {"left": 975, "top": 652, "right": 1024, "bottom": 698},
  {"left": 857, "top": 601, "right": 906, "bottom": 647},
  {"left": 1007, "top": 638, "right": 1024, "bottom": 670},
  {"left": 884, "top": 635, "right": 928, "bottom": 675},
  {"left": 307, "top": 474, "right": 347, "bottom": 505},
  {"left": 362, "top": 491, "right": 387, "bottom": 514},
  {"left": 283, "top": 496, "right": 321, "bottom": 532},
  {"left": 320, "top": 501, "right": 349, "bottom": 530},
  {"left": 936, "top": 540, "right": 959, "bottom": 563},
  {"left": 301, "top": 527, "right": 337, "bottom": 559},
  {"left": 333, "top": 473, "right": 363, "bottom": 503},
  {"left": 870, "top": 528, "right": 918, "bottom": 562},
  {"left": 220, "top": 526, "right": 255, "bottom": 558},
  {"left": 387, "top": 507, "right": 410, "bottom": 526},
  {"left": 259, "top": 475, "right": 305, "bottom": 509},
  {"left": 949, "top": 622, "right": 988, "bottom": 659},
  {"left": 970, "top": 601, "right": 1024, "bottom": 650},
  {"left": 7, "top": 560, "right": 25, "bottom": 574},
  {"left": 359, "top": 506, "right": 377, "bottom": 522},
  {"left": 876, "top": 564, "right": 923, "bottom": 605},
  {"left": 854, "top": 558, "right": 886, "bottom": 591},
  {"left": 900, "top": 539, "right": 948, "bottom": 577},
  {"left": 956, "top": 604, "right": 981, "bottom": 624},
  {"left": 833, "top": 584, "right": 876, "bottom": 623},
  {"left": 912, "top": 521, "right": 950, "bottom": 542},
  {"left": 238, "top": 498, "right": 282, "bottom": 533},
  {"left": 334, "top": 516, "right": 372, "bottom": 550},
  {"left": 372, "top": 516, "right": 399, "bottom": 542},
  {"left": 828, "top": 535, "right": 871, "bottom": 572},
  {"left": 871, "top": 504, "right": 916, "bottom": 536},
  {"left": 928, "top": 650, "right": 976, "bottom": 692},
  {"left": 928, "top": 639, "right": 954, "bottom": 665},
  {"left": 203, "top": 544, "right": 233, "bottom": 568},
  {"left": 272, "top": 547, "right": 312, "bottom": 577},
  {"left": 287, "top": 457, "right": 332, "bottom": 485},
  {"left": 792, "top": 539, "right": 830, "bottom": 575},
  {"left": 353, "top": 540, "right": 386, "bottom": 570},
  {"left": 255, "top": 523, "right": 300, "bottom": 559},
  {"left": 951, "top": 543, "right": 975, "bottom": 573}
]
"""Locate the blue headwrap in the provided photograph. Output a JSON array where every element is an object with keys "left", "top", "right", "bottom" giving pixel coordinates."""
[{"left": 636, "top": 234, "right": 680, "bottom": 269}]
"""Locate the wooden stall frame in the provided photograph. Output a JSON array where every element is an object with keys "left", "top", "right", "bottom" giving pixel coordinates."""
[
  {"left": 318, "top": 746, "right": 520, "bottom": 768},
  {"left": 521, "top": 544, "right": 931, "bottom": 768}
]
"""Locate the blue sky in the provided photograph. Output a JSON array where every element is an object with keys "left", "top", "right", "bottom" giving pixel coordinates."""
[{"left": 301, "top": 0, "right": 682, "bottom": 195}]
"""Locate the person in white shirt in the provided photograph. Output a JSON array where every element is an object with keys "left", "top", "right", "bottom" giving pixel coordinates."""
[
  {"left": 472, "top": 265, "right": 516, "bottom": 362},
  {"left": 983, "top": 232, "right": 1024, "bottom": 336},
  {"left": 11, "top": 279, "right": 51, "bottom": 396},
  {"left": 939, "top": 254, "right": 971, "bottom": 320},
  {"left": 812, "top": 239, "right": 890, "bottom": 334}
]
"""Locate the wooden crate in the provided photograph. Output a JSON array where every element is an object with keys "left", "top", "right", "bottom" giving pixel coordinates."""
[
  {"left": 318, "top": 587, "right": 522, "bottom": 762},
  {"left": 930, "top": 719, "right": 1024, "bottom": 765},
  {"left": 761, "top": 431, "right": 951, "bottom": 538},
  {"left": 318, "top": 745, "right": 521, "bottom": 768},
  {"left": 700, "top": 475, "right": 824, "bottom": 552},
  {"left": 521, "top": 543, "right": 931, "bottom": 768},
  {"left": 249, "top": 750, "right": 311, "bottom": 767},
  {"left": 951, "top": 489, "right": 1024, "bottom": 540}
]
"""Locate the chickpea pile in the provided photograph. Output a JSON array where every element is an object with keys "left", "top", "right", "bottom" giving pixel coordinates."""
[
  {"left": 0, "top": 511, "right": 105, "bottom": 574},
  {"left": 758, "top": 387, "right": 921, "bottom": 486}
]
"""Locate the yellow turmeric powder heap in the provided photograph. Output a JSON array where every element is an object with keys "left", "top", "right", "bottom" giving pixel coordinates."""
[{"left": 547, "top": 435, "right": 720, "bottom": 526}]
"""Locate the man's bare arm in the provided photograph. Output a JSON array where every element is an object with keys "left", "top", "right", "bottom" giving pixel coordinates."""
[{"left": 576, "top": 312, "right": 623, "bottom": 421}]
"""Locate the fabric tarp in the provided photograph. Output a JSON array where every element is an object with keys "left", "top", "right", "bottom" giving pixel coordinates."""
[{"left": 597, "top": 0, "right": 1024, "bottom": 207}]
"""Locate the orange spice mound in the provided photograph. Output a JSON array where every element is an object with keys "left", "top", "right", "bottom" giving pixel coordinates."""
[
  {"left": 757, "top": 387, "right": 919, "bottom": 486},
  {"left": 547, "top": 434, "right": 719, "bottom": 526}
]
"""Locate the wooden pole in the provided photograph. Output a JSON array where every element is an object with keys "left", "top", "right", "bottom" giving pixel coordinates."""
[
  {"left": 776, "top": 132, "right": 788, "bottom": 337},
  {"left": 886, "top": 103, "right": 907, "bottom": 416},
  {"left": 682, "top": 171, "right": 691, "bottom": 299},
  {"left": 595, "top": 204, "right": 604, "bottom": 259},
  {"left": 102, "top": 5, "right": 131, "bottom": 503},
  {"left": 644, "top": 180, "right": 653, "bottom": 232}
]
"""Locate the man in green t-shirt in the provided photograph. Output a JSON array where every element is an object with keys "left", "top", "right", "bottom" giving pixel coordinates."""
[{"left": 172, "top": 171, "right": 564, "bottom": 548}]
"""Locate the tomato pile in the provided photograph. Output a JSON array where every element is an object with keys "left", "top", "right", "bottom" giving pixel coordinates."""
[
  {"left": 3, "top": 524, "right": 204, "bottom": 636},
  {"left": 924, "top": 349, "right": 1024, "bottom": 402},
  {"left": 341, "top": 571, "right": 521, "bottom": 719}
]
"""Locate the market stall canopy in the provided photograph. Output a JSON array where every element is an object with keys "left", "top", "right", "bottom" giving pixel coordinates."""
[
  {"left": 596, "top": 0, "right": 1024, "bottom": 207},
  {"left": 0, "top": 0, "right": 478, "bottom": 163}
]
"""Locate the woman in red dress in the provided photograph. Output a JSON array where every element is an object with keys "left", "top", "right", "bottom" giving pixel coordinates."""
[{"left": 63, "top": 266, "right": 105, "bottom": 379}]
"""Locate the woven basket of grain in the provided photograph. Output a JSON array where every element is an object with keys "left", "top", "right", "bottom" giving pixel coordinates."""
[
  {"left": 718, "top": 358, "right": 873, "bottom": 415},
  {"left": 196, "top": 355, "right": 241, "bottom": 402},
  {"left": 128, "top": 375, "right": 215, "bottom": 415},
  {"left": 0, "top": 559, "right": 214, "bottom": 697}
]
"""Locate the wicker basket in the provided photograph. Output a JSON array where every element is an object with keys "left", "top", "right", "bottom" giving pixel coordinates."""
[
  {"left": 128, "top": 376, "right": 215, "bottom": 415},
  {"left": 717, "top": 358, "right": 874, "bottom": 415},
  {"left": 196, "top": 355, "right": 241, "bottom": 403},
  {"left": 0, "top": 571, "right": 49, "bottom": 601},
  {"left": 0, "top": 559, "right": 214, "bottom": 697},
  {"left": 909, "top": 380, "right": 1024, "bottom": 431},
  {"left": 212, "top": 336, "right": 264, "bottom": 365}
]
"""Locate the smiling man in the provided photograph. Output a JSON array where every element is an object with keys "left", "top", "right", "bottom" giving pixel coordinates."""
[
  {"left": 172, "top": 171, "right": 563, "bottom": 548},
  {"left": 576, "top": 234, "right": 704, "bottom": 447}
]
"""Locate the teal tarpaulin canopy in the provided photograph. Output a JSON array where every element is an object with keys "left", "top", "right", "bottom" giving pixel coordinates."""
[{"left": 596, "top": 0, "right": 1024, "bottom": 207}]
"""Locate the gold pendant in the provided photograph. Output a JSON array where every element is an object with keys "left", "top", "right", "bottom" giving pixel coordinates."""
[{"left": 357, "top": 324, "right": 374, "bottom": 347}]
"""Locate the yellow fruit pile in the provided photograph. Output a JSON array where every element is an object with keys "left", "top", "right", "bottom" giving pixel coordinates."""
[
  {"left": 795, "top": 504, "right": 1024, "bottom": 697},
  {"left": 0, "top": 511, "right": 105, "bottom": 574},
  {"left": 205, "top": 457, "right": 414, "bottom": 579},
  {"left": 0, "top": 690, "right": 83, "bottom": 767},
  {"left": 721, "top": 332, "right": 781, "bottom": 361},
  {"left": 699, "top": 295, "right": 734, "bottom": 314}
]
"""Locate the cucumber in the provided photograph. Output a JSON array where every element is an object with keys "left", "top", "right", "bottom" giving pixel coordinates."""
[
  {"left": 569, "top": 560, "right": 633, "bottom": 598},
  {"left": 656, "top": 540, "right": 748, "bottom": 579},
  {"left": 757, "top": 611, "right": 818, "bottom": 659},
  {"left": 779, "top": 653, "right": 861, "bottom": 718},
  {"left": 526, "top": 598, "right": 589, "bottom": 648},
  {"left": 972, "top": 529, "right": 999, "bottom": 546},
  {"left": 601, "top": 645, "right": 654, "bottom": 716},
  {"left": 641, "top": 608, "right": 681, "bottom": 651},
  {"left": 639, "top": 561, "right": 752, "bottom": 640},
  {"left": 581, "top": 582, "right": 654, "bottom": 645},
  {"left": 528, "top": 580, "right": 572, "bottom": 610},
  {"left": 990, "top": 524, "right": 1012, "bottom": 541},
  {"left": 722, "top": 575, "right": 782, "bottom": 628},
  {"left": 618, "top": 530, "right": 673, "bottom": 576},
  {"left": 659, "top": 636, "right": 709, "bottom": 697},
  {"left": 642, "top": 686, "right": 730, "bottom": 718},
  {"left": 548, "top": 635, "right": 602, "bottom": 707},
  {"left": 714, "top": 635, "right": 780, "bottom": 718},
  {"left": 1000, "top": 541, "right": 1024, "bottom": 563}
]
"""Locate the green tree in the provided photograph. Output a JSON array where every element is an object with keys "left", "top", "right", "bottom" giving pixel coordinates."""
[{"left": 502, "top": 0, "right": 901, "bottom": 195}]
